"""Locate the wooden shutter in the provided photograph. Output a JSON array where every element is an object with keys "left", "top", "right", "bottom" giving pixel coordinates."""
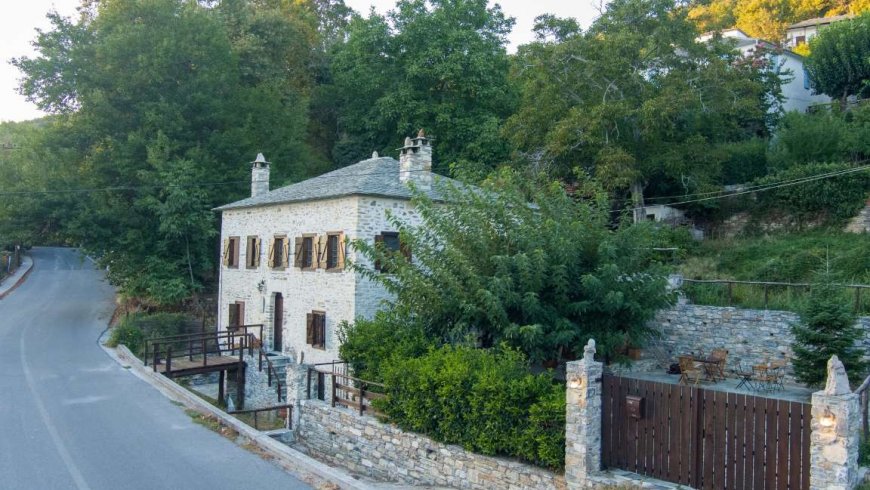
[
  {"left": 337, "top": 233, "right": 346, "bottom": 270},
  {"left": 306, "top": 313, "right": 315, "bottom": 345},
  {"left": 317, "top": 235, "right": 328, "bottom": 269},
  {"left": 232, "top": 238, "right": 240, "bottom": 267},
  {"left": 294, "top": 237, "right": 304, "bottom": 268},
  {"left": 237, "top": 301, "right": 245, "bottom": 327},
  {"left": 228, "top": 303, "right": 239, "bottom": 328},
  {"left": 222, "top": 239, "right": 230, "bottom": 266},
  {"left": 253, "top": 238, "right": 261, "bottom": 267},
  {"left": 281, "top": 238, "right": 290, "bottom": 268},
  {"left": 374, "top": 234, "right": 383, "bottom": 271},
  {"left": 317, "top": 313, "right": 326, "bottom": 347},
  {"left": 267, "top": 238, "right": 275, "bottom": 268}
]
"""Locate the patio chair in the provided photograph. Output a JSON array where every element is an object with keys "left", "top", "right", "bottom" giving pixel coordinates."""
[
  {"left": 678, "top": 356, "right": 704, "bottom": 386},
  {"left": 768, "top": 359, "right": 787, "bottom": 390},
  {"left": 709, "top": 348, "right": 729, "bottom": 381},
  {"left": 752, "top": 364, "right": 778, "bottom": 392}
]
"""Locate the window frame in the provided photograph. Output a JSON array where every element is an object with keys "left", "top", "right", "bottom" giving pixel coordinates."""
[
  {"left": 246, "top": 235, "right": 260, "bottom": 269},
  {"left": 301, "top": 234, "right": 316, "bottom": 271},
  {"left": 374, "top": 231, "right": 409, "bottom": 273},
  {"left": 325, "top": 231, "right": 344, "bottom": 272},
  {"left": 306, "top": 310, "right": 326, "bottom": 350},
  {"left": 270, "top": 235, "right": 288, "bottom": 270},
  {"left": 226, "top": 236, "right": 241, "bottom": 269}
]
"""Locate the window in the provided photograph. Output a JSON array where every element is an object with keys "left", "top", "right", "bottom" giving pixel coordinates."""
[
  {"left": 223, "top": 236, "right": 240, "bottom": 268},
  {"left": 268, "top": 236, "right": 289, "bottom": 269},
  {"left": 294, "top": 235, "right": 316, "bottom": 270},
  {"left": 374, "top": 231, "right": 410, "bottom": 272},
  {"left": 306, "top": 311, "right": 326, "bottom": 349},
  {"left": 228, "top": 301, "right": 245, "bottom": 329},
  {"left": 246, "top": 236, "right": 260, "bottom": 269},
  {"left": 795, "top": 35, "right": 806, "bottom": 45},
  {"left": 325, "top": 232, "right": 344, "bottom": 271}
]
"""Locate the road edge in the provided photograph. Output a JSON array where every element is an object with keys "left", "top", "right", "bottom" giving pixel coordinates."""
[
  {"left": 0, "top": 255, "right": 34, "bottom": 300},
  {"left": 100, "top": 340, "right": 377, "bottom": 490}
]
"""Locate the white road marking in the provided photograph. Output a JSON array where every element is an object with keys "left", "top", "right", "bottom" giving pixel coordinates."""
[
  {"left": 19, "top": 332, "right": 92, "bottom": 490},
  {"left": 61, "top": 395, "right": 110, "bottom": 406}
]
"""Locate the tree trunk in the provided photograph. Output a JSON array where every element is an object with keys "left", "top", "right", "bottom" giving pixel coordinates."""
[{"left": 630, "top": 180, "right": 646, "bottom": 224}]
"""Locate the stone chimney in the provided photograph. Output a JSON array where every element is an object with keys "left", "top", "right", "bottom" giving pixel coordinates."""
[
  {"left": 398, "top": 129, "right": 432, "bottom": 190},
  {"left": 251, "top": 153, "right": 270, "bottom": 198}
]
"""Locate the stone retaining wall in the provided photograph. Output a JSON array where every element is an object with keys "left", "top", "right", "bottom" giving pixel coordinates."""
[
  {"left": 648, "top": 304, "right": 870, "bottom": 381},
  {"left": 295, "top": 400, "right": 566, "bottom": 490}
]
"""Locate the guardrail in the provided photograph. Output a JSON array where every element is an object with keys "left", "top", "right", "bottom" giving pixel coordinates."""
[
  {"left": 681, "top": 278, "right": 870, "bottom": 313},
  {"left": 229, "top": 404, "right": 293, "bottom": 431}
]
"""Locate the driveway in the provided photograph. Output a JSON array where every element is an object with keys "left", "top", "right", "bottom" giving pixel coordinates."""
[{"left": 0, "top": 247, "right": 311, "bottom": 490}]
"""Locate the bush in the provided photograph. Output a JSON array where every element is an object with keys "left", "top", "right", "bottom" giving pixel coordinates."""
[
  {"left": 752, "top": 162, "right": 870, "bottom": 227},
  {"left": 106, "top": 312, "right": 197, "bottom": 357},
  {"left": 377, "top": 345, "right": 565, "bottom": 470},
  {"left": 337, "top": 312, "right": 433, "bottom": 381}
]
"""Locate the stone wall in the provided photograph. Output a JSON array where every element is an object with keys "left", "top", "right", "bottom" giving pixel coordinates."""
[
  {"left": 648, "top": 304, "right": 870, "bottom": 381},
  {"left": 295, "top": 400, "right": 566, "bottom": 490}
]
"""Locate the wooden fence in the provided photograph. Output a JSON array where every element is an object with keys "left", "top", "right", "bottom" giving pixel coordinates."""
[
  {"left": 682, "top": 278, "right": 870, "bottom": 314},
  {"left": 602, "top": 375, "right": 811, "bottom": 490},
  {"left": 331, "top": 372, "right": 386, "bottom": 417}
]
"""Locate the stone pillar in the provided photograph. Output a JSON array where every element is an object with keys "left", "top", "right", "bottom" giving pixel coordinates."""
[
  {"left": 565, "top": 339, "right": 604, "bottom": 489},
  {"left": 285, "top": 361, "right": 309, "bottom": 433},
  {"left": 809, "top": 355, "right": 861, "bottom": 490}
]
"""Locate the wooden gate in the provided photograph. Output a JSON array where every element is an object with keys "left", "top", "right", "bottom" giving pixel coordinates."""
[{"left": 601, "top": 374, "right": 811, "bottom": 489}]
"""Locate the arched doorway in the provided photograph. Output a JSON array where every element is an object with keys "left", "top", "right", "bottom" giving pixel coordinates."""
[{"left": 273, "top": 293, "right": 283, "bottom": 352}]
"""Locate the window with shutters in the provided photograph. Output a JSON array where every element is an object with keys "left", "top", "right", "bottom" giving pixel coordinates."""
[
  {"left": 306, "top": 311, "right": 326, "bottom": 349},
  {"left": 228, "top": 301, "right": 245, "bottom": 329},
  {"left": 325, "top": 232, "right": 344, "bottom": 271},
  {"left": 224, "top": 236, "right": 240, "bottom": 268},
  {"left": 374, "top": 231, "right": 410, "bottom": 273},
  {"left": 294, "top": 235, "right": 315, "bottom": 270},
  {"left": 246, "top": 236, "right": 260, "bottom": 269},
  {"left": 269, "top": 236, "right": 289, "bottom": 270}
]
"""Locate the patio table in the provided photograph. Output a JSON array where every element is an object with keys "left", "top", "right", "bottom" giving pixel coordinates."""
[{"left": 692, "top": 356, "right": 723, "bottom": 382}]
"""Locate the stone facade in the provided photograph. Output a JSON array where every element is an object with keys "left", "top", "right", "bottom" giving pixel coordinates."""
[
  {"left": 295, "top": 400, "right": 566, "bottom": 489},
  {"left": 218, "top": 195, "right": 424, "bottom": 366},
  {"left": 565, "top": 340, "right": 603, "bottom": 489},
  {"left": 648, "top": 304, "right": 870, "bottom": 382}
]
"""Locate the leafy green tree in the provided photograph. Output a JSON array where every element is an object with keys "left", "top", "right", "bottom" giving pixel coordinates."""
[
  {"left": 327, "top": 0, "right": 518, "bottom": 171},
  {"left": 805, "top": 12, "right": 870, "bottom": 104},
  {"left": 791, "top": 282, "right": 867, "bottom": 386},
  {"left": 505, "top": 0, "right": 782, "bottom": 212},
  {"left": 11, "top": 0, "right": 319, "bottom": 304},
  {"left": 349, "top": 169, "right": 674, "bottom": 363}
]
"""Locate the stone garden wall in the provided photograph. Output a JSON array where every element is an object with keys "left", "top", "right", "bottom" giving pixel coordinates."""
[
  {"left": 295, "top": 400, "right": 567, "bottom": 490},
  {"left": 647, "top": 304, "right": 870, "bottom": 381}
]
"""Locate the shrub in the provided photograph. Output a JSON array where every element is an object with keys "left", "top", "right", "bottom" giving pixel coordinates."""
[
  {"left": 377, "top": 345, "right": 565, "bottom": 470},
  {"left": 752, "top": 162, "right": 870, "bottom": 227},
  {"left": 106, "top": 312, "right": 197, "bottom": 357},
  {"left": 337, "top": 312, "right": 433, "bottom": 381},
  {"left": 791, "top": 282, "right": 868, "bottom": 387}
]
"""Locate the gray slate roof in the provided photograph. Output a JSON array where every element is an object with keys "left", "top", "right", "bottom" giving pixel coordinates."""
[
  {"left": 215, "top": 156, "right": 461, "bottom": 211},
  {"left": 788, "top": 14, "right": 853, "bottom": 29}
]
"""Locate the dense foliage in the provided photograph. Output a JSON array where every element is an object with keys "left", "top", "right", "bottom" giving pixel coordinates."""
[
  {"left": 805, "top": 12, "right": 870, "bottom": 103},
  {"left": 505, "top": 0, "right": 782, "bottom": 211},
  {"left": 376, "top": 345, "right": 566, "bottom": 470},
  {"left": 349, "top": 169, "right": 674, "bottom": 364},
  {"left": 106, "top": 312, "right": 198, "bottom": 356},
  {"left": 791, "top": 282, "right": 867, "bottom": 386},
  {"left": 688, "top": 0, "right": 870, "bottom": 41},
  {"left": 326, "top": 0, "right": 517, "bottom": 170}
]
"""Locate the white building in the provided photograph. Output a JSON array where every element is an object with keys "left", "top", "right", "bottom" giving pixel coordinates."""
[
  {"left": 698, "top": 28, "right": 831, "bottom": 113},
  {"left": 215, "top": 132, "right": 455, "bottom": 364},
  {"left": 785, "top": 14, "right": 853, "bottom": 48}
]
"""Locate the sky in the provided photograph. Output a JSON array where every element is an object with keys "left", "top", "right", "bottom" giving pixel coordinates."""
[{"left": 0, "top": 0, "right": 601, "bottom": 123}]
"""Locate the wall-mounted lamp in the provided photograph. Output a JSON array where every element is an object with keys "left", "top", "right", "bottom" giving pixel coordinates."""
[
  {"left": 819, "top": 408, "right": 836, "bottom": 428},
  {"left": 256, "top": 280, "right": 265, "bottom": 293},
  {"left": 568, "top": 378, "right": 583, "bottom": 390}
]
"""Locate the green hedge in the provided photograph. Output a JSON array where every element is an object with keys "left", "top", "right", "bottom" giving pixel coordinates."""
[{"left": 377, "top": 345, "right": 565, "bottom": 470}]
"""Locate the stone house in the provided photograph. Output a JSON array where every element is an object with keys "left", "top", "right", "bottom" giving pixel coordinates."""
[
  {"left": 784, "top": 14, "right": 853, "bottom": 49},
  {"left": 214, "top": 132, "right": 456, "bottom": 364}
]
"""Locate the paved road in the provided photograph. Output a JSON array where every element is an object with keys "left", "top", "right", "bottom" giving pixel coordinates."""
[{"left": 0, "top": 247, "right": 311, "bottom": 490}]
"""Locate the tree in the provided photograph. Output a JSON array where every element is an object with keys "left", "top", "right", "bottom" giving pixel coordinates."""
[
  {"left": 505, "top": 0, "right": 782, "bottom": 213},
  {"left": 11, "top": 0, "right": 320, "bottom": 304},
  {"left": 805, "top": 12, "right": 870, "bottom": 104},
  {"left": 326, "top": 0, "right": 518, "bottom": 171},
  {"left": 791, "top": 282, "right": 867, "bottom": 386},
  {"left": 348, "top": 169, "right": 674, "bottom": 363}
]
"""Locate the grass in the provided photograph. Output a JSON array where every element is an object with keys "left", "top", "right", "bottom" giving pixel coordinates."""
[{"left": 674, "top": 231, "right": 870, "bottom": 314}]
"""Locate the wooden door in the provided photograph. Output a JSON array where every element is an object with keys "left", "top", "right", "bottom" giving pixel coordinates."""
[{"left": 273, "top": 293, "right": 283, "bottom": 352}]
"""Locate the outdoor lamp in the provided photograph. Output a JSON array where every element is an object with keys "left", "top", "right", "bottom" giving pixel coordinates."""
[
  {"left": 819, "top": 408, "right": 836, "bottom": 428},
  {"left": 568, "top": 377, "right": 583, "bottom": 389}
]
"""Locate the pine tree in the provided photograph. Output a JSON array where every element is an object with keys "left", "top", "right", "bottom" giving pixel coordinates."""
[{"left": 791, "top": 283, "right": 867, "bottom": 387}]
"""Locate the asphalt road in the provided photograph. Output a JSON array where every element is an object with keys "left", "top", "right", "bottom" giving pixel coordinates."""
[{"left": 0, "top": 247, "right": 311, "bottom": 490}]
